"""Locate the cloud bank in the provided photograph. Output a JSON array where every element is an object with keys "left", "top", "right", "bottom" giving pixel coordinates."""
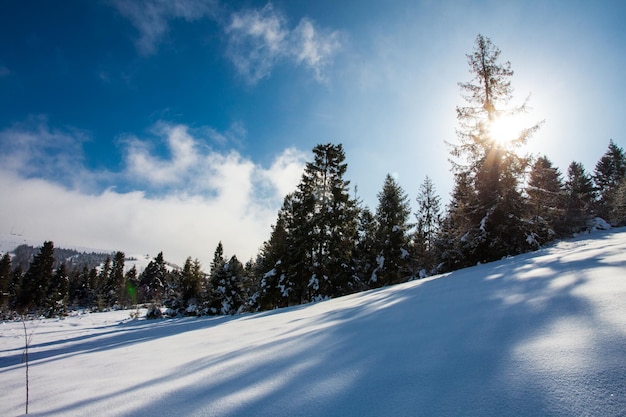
[{"left": 0, "top": 119, "right": 306, "bottom": 267}]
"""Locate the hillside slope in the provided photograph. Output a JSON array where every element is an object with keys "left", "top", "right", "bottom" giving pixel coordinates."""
[{"left": 1, "top": 229, "right": 625, "bottom": 416}]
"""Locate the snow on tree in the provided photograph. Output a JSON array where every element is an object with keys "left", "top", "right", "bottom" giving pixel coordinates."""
[
  {"left": 445, "top": 34, "right": 542, "bottom": 267},
  {"left": 371, "top": 174, "right": 413, "bottom": 287},
  {"left": 525, "top": 155, "right": 565, "bottom": 245},
  {"left": 593, "top": 140, "right": 626, "bottom": 224},
  {"left": 413, "top": 176, "right": 442, "bottom": 275}
]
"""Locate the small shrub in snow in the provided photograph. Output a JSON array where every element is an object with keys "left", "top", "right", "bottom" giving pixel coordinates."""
[{"left": 145, "top": 304, "right": 162, "bottom": 319}]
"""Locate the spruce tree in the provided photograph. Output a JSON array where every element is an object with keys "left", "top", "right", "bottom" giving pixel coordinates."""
[
  {"left": 256, "top": 201, "right": 294, "bottom": 310},
  {"left": 288, "top": 143, "right": 358, "bottom": 302},
  {"left": 371, "top": 174, "right": 413, "bottom": 287},
  {"left": 448, "top": 34, "right": 541, "bottom": 265},
  {"left": 179, "top": 257, "right": 203, "bottom": 314},
  {"left": 414, "top": 176, "right": 442, "bottom": 275},
  {"left": 353, "top": 206, "right": 378, "bottom": 290},
  {"left": 47, "top": 263, "right": 69, "bottom": 317},
  {"left": 563, "top": 161, "right": 595, "bottom": 232},
  {"left": 526, "top": 156, "right": 565, "bottom": 244},
  {"left": 593, "top": 140, "right": 626, "bottom": 223},
  {"left": 18, "top": 241, "right": 55, "bottom": 312},
  {"left": 0, "top": 253, "right": 11, "bottom": 310},
  {"left": 140, "top": 252, "right": 168, "bottom": 305}
]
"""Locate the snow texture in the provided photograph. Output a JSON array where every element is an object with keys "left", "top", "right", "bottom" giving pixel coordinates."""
[{"left": 1, "top": 229, "right": 626, "bottom": 416}]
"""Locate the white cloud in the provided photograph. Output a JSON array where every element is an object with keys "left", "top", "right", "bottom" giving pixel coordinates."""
[
  {"left": 0, "top": 116, "right": 101, "bottom": 190},
  {"left": 292, "top": 18, "right": 342, "bottom": 82},
  {"left": 111, "top": 0, "right": 218, "bottom": 55},
  {"left": 225, "top": 3, "right": 342, "bottom": 84},
  {"left": 111, "top": 1, "right": 341, "bottom": 82},
  {"left": 123, "top": 123, "right": 201, "bottom": 186},
  {"left": 0, "top": 120, "right": 306, "bottom": 267}
]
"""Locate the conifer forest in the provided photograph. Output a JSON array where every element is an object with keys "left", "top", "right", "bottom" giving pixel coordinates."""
[{"left": 2, "top": 35, "right": 625, "bottom": 319}]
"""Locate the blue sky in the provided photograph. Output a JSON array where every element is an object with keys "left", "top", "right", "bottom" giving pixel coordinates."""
[{"left": 1, "top": 0, "right": 625, "bottom": 267}]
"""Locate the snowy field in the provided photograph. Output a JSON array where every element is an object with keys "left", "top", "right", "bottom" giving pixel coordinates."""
[{"left": 1, "top": 229, "right": 625, "bottom": 416}]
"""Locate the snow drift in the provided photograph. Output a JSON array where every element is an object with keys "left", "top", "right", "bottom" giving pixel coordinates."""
[{"left": 1, "top": 229, "right": 625, "bottom": 416}]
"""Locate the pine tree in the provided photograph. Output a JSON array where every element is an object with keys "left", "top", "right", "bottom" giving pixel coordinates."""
[
  {"left": 212, "top": 255, "right": 245, "bottom": 315},
  {"left": 612, "top": 177, "right": 626, "bottom": 226},
  {"left": 564, "top": 161, "right": 596, "bottom": 232},
  {"left": 0, "top": 253, "right": 11, "bottom": 310},
  {"left": 17, "top": 241, "right": 55, "bottom": 312},
  {"left": 414, "top": 176, "right": 442, "bottom": 275},
  {"left": 371, "top": 174, "right": 413, "bottom": 287},
  {"left": 103, "top": 252, "right": 126, "bottom": 308},
  {"left": 256, "top": 201, "right": 294, "bottom": 310},
  {"left": 178, "top": 257, "right": 203, "bottom": 314},
  {"left": 288, "top": 143, "right": 358, "bottom": 302},
  {"left": 47, "top": 263, "right": 69, "bottom": 317},
  {"left": 124, "top": 265, "right": 139, "bottom": 309},
  {"left": 353, "top": 205, "right": 378, "bottom": 290},
  {"left": 526, "top": 156, "right": 565, "bottom": 244},
  {"left": 593, "top": 140, "right": 626, "bottom": 223},
  {"left": 438, "top": 171, "right": 479, "bottom": 271},
  {"left": 448, "top": 34, "right": 541, "bottom": 266},
  {"left": 140, "top": 252, "right": 168, "bottom": 305}
]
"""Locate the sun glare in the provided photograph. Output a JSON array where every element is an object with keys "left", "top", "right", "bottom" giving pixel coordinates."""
[{"left": 488, "top": 114, "right": 525, "bottom": 147}]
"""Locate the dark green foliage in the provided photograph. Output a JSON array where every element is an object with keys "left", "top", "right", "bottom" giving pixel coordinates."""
[
  {"left": 17, "top": 241, "right": 55, "bottom": 313},
  {"left": 564, "top": 161, "right": 596, "bottom": 232},
  {"left": 371, "top": 174, "right": 413, "bottom": 287},
  {"left": 414, "top": 176, "right": 442, "bottom": 275},
  {"left": 445, "top": 34, "right": 540, "bottom": 268},
  {"left": 594, "top": 140, "right": 626, "bottom": 223},
  {"left": 255, "top": 206, "right": 293, "bottom": 310},
  {"left": 176, "top": 257, "right": 204, "bottom": 314},
  {"left": 139, "top": 252, "right": 169, "bottom": 304},
  {"left": 0, "top": 253, "right": 11, "bottom": 309},
  {"left": 288, "top": 143, "right": 358, "bottom": 302},
  {"left": 47, "top": 263, "right": 69, "bottom": 317},
  {"left": 526, "top": 156, "right": 565, "bottom": 244},
  {"left": 353, "top": 206, "right": 378, "bottom": 289},
  {"left": 208, "top": 255, "right": 245, "bottom": 315}
]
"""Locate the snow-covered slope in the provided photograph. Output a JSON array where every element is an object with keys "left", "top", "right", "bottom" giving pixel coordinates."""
[{"left": 1, "top": 230, "right": 625, "bottom": 417}]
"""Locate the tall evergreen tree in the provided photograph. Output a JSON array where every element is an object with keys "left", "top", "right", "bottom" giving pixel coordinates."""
[
  {"left": 448, "top": 34, "right": 541, "bottom": 265},
  {"left": 593, "top": 140, "right": 626, "bottom": 223},
  {"left": 414, "top": 176, "right": 442, "bottom": 275},
  {"left": 0, "top": 253, "right": 11, "bottom": 310},
  {"left": 371, "top": 174, "right": 412, "bottom": 287},
  {"left": 104, "top": 252, "right": 126, "bottom": 308},
  {"left": 255, "top": 201, "right": 294, "bottom": 310},
  {"left": 124, "top": 265, "right": 139, "bottom": 309},
  {"left": 178, "top": 257, "right": 203, "bottom": 314},
  {"left": 140, "top": 252, "right": 168, "bottom": 304},
  {"left": 353, "top": 205, "right": 378, "bottom": 290},
  {"left": 209, "top": 255, "right": 245, "bottom": 315},
  {"left": 287, "top": 143, "right": 358, "bottom": 302},
  {"left": 18, "top": 241, "right": 55, "bottom": 312},
  {"left": 612, "top": 177, "right": 626, "bottom": 226},
  {"left": 47, "top": 263, "right": 69, "bottom": 316},
  {"left": 526, "top": 156, "right": 565, "bottom": 244},
  {"left": 564, "top": 161, "right": 596, "bottom": 232}
]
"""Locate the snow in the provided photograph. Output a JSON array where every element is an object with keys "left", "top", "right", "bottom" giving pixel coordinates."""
[{"left": 2, "top": 229, "right": 626, "bottom": 416}]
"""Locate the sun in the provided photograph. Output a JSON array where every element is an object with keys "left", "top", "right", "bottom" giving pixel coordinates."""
[{"left": 487, "top": 114, "right": 526, "bottom": 147}]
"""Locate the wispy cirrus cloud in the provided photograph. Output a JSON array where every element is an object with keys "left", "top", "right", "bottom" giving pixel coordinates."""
[
  {"left": 225, "top": 3, "right": 342, "bottom": 84},
  {"left": 110, "top": 0, "right": 218, "bottom": 56},
  {"left": 110, "top": 0, "right": 342, "bottom": 83}
]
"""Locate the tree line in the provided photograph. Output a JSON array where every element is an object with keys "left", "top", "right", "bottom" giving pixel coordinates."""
[{"left": 1, "top": 34, "right": 625, "bottom": 319}]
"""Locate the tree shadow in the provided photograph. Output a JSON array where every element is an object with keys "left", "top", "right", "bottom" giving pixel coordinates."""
[{"left": 7, "top": 230, "right": 626, "bottom": 417}]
